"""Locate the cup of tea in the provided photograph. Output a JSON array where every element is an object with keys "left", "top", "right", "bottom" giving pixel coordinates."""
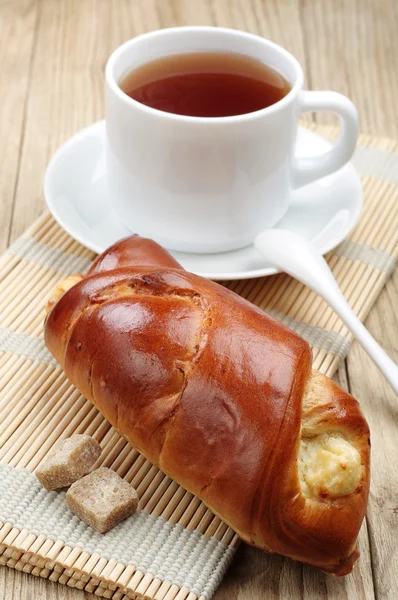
[{"left": 105, "top": 27, "right": 358, "bottom": 254}]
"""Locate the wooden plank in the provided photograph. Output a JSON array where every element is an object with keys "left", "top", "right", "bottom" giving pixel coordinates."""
[
  {"left": 0, "top": 0, "right": 38, "bottom": 252},
  {"left": 8, "top": 0, "right": 107, "bottom": 243},
  {"left": 214, "top": 527, "right": 374, "bottom": 600},
  {"left": 300, "top": 0, "right": 398, "bottom": 137},
  {"left": 9, "top": 0, "right": 166, "bottom": 242},
  {"left": 347, "top": 268, "right": 398, "bottom": 600}
]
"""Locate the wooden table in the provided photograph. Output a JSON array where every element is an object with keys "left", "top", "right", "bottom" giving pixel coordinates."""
[{"left": 1, "top": 1, "right": 397, "bottom": 598}]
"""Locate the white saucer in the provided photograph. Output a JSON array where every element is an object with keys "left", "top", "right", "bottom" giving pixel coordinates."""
[{"left": 44, "top": 121, "right": 363, "bottom": 281}]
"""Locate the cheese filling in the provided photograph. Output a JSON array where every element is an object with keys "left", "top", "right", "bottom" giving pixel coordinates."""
[{"left": 298, "top": 433, "right": 362, "bottom": 499}]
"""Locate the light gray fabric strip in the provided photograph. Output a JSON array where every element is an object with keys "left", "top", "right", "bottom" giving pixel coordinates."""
[
  {"left": 352, "top": 146, "right": 398, "bottom": 184},
  {"left": 333, "top": 239, "right": 396, "bottom": 275},
  {"left": 0, "top": 327, "right": 57, "bottom": 365},
  {"left": 7, "top": 238, "right": 92, "bottom": 275},
  {"left": 318, "top": 137, "right": 398, "bottom": 184},
  {"left": 0, "top": 307, "right": 351, "bottom": 365},
  {"left": 267, "top": 310, "right": 351, "bottom": 359},
  {"left": 0, "top": 464, "right": 235, "bottom": 598}
]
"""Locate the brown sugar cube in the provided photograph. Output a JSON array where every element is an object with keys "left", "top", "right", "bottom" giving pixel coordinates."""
[
  {"left": 66, "top": 467, "right": 139, "bottom": 533},
  {"left": 36, "top": 434, "right": 102, "bottom": 490}
]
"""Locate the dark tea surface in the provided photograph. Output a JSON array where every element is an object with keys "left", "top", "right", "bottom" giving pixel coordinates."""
[{"left": 119, "top": 52, "right": 291, "bottom": 117}]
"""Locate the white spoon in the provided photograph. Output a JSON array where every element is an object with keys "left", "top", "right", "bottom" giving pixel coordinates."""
[{"left": 255, "top": 228, "right": 398, "bottom": 394}]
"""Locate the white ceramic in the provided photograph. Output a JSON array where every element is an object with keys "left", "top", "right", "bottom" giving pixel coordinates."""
[
  {"left": 105, "top": 26, "right": 358, "bottom": 254},
  {"left": 44, "top": 121, "right": 363, "bottom": 281},
  {"left": 255, "top": 229, "right": 398, "bottom": 394}
]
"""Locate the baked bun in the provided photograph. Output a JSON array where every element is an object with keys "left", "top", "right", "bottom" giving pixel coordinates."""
[{"left": 45, "top": 235, "right": 370, "bottom": 575}]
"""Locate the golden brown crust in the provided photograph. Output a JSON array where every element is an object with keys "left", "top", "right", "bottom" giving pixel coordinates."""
[
  {"left": 88, "top": 234, "right": 182, "bottom": 275},
  {"left": 44, "top": 235, "right": 370, "bottom": 575}
]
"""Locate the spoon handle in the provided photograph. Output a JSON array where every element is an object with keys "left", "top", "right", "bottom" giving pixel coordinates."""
[
  {"left": 255, "top": 230, "right": 398, "bottom": 394},
  {"left": 320, "top": 280, "right": 398, "bottom": 394}
]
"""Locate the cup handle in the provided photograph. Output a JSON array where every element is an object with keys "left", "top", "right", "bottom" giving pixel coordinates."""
[{"left": 292, "top": 90, "right": 358, "bottom": 190}]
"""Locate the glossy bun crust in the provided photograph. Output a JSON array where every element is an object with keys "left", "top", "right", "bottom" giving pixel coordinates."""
[{"left": 44, "top": 235, "right": 370, "bottom": 575}]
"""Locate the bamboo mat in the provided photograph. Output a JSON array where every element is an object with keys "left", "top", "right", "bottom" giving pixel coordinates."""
[{"left": 0, "top": 126, "right": 397, "bottom": 599}]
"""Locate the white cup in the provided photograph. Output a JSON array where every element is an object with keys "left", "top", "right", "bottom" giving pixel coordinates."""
[{"left": 105, "top": 27, "right": 358, "bottom": 254}]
